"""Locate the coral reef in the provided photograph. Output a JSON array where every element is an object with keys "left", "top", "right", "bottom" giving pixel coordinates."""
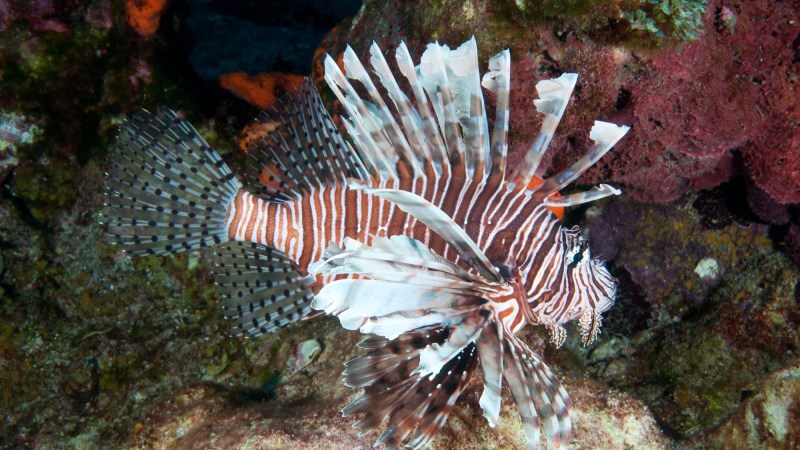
[
  {"left": 127, "top": 351, "right": 669, "bottom": 449},
  {"left": 701, "top": 365, "right": 800, "bottom": 449},
  {"left": 0, "top": 111, "right": 41, "bottom": 180},
  {"left": 1, "top": 0, "right": 798, "bottom": 448},
  {"left": 623, "top": 0, "right": 709, "bottom": 41},
  {"left": 578, "top": 195, "right": 799, "bottom": 438}
]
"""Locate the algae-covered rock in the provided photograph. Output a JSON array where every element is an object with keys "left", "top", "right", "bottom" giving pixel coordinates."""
[
  {"left": 578, "top": 195, "right": 799, "bottom": 439},
  {"left": 127, "top": 354, "right": 669, "bottom": 449},
  {"left": 702, "top": 365, "right": 800, "bottom": 449}
]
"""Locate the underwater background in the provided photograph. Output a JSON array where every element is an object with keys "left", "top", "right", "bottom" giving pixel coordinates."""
[{"left": 0, "top": 0, "right": 798, "bottom": 448}]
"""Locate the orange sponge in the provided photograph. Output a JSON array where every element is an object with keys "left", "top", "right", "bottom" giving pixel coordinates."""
[
  {"left": 527, "top": 176, "right": 564, "bottom": 220},
  {"left": 125, "top": 0, "right": 169, "bottom": 36},
  {"left": 218, "top": 72, "right": 305, "bottom": 110}
]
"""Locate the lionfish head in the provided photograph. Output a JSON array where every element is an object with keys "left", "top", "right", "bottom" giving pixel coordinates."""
[{"left": 526, "top": 226, "right": 618, "bottom": 347}]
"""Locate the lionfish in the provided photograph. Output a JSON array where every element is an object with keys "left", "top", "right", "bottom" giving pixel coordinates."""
[{"left": 100, "top": 38, "right": 628, "bottom": 449}]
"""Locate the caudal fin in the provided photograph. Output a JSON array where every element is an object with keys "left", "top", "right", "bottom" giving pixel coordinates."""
[{"left": 100, "top": 107, "right": 242, "bottom": 255}]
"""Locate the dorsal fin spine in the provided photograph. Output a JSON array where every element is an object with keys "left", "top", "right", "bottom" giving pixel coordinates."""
[
  {"left": 324, "top": 54, "right": 398, "bottom": 180},
  {"left": 396, "top": 42, "right": 449, "bottom": 176},
  {"left": 481, "top": 49, "right": 511, "bottom": 180},
  {"left": 534, "top": 120, "right": 629, "bottom": 201},
  {"left": 510, "top": 73, "right": 578, "bottom": 187},
  {"left": 419, "top": 43, "right": 467, "bottom": 167},
  {"left": 342, "top": 46, "right": 422, "bottom": 177},
  {"left": 368, "top": 42, "right": 428, "bottom": 177}
]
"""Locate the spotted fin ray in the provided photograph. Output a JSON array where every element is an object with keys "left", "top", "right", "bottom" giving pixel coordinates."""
[
  {"left": 210, "top": 241, "right": 314, "bottom": 337},
  {"left": 100, "top": 107, "right": 242, "bottom": 256},
  {"left": 244, "top": 79, "right": 369, "bottom": 201}
]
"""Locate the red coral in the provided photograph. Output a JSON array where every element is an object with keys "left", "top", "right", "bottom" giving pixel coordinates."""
[{"left": 617, "top": 0, "right": 799, "bottom": 203}]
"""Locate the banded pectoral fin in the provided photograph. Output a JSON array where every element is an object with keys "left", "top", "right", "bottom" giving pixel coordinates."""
[
  {"left": 309, "top": 235, "right": 490, "bottom": 341},
  {"left": 210, "top": 241, "right": 314, "bottom": 337},
  {"left": 311, "top": 234, "right": 497, "bottom": 448},
  {"left": 341, "top": 326, "right": 480, "bottom": 449},
  {"left": 503, "top": 334, "right": 572, "bottom": 450}
]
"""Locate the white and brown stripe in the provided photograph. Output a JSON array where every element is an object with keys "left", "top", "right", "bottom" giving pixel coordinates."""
[{"left": 222, "top": 154, "right": 613, "bottom": 331}]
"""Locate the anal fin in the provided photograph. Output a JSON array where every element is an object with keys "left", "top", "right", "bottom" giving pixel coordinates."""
[{"left": 211, "top": 241, "right": 314, "bottom": 337}]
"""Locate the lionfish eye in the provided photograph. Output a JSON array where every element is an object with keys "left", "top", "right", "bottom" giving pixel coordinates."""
[
  {"left": 568, "top": 251, "right": 583, "bottom": 267},
  {"left": 497, "top": 265, "right": 513, "bottom": 280}
]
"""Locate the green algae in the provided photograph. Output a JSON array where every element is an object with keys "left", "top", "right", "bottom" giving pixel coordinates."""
[
  {"left": 623, "top": 0, "right": 708, "bottom": 41},
  {"left": 13, "top": 163, "right": 78, "bottom": 224},
  {"left": 703, "top": 366, "right": 800, "bottom": 448}
]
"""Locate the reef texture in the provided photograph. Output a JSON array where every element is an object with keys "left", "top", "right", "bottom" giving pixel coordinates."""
[
  {"left": 1, "top": 0, "right": 799, "bottom": 448},
  {"left": 578, "top": 193, "right": 800, "bottom": 440},
  {"left": 127, "top": 368, "right": 669, "bottom": 449}
]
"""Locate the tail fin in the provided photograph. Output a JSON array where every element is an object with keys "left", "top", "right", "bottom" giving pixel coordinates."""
[
  {"left": 101, "top": 107, "right": 242, "bottom": 255},
  {"left": 101, "top": 108, "right": 316, "bottom": 336}
]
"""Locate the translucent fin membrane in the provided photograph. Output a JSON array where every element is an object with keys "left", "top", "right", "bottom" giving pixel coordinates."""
[
  {"left": 476, "top": 319, "right": 505, "bottom": 427},
  {"left": 395, "top": 42, "right": 449, "bottom": 174},
  {"left": 101, "top": 107, "right": 242, "bottom": 256},
  {"left": 481, "top": 49, "right": 511, "bottom": 177},
  {"left": 325, "top": 54, "right": 399, "bottom": 179},
  {"left": 325, "top": 39, "right": 495, "bottom": 181},
  {"left": 534, "top": 121, "right": 629, "bottom": 202},
  {"left": 211, "top": 241, "right": 314, "bottom": 337},
  {"left": 244, "top": 79, "right": 368, "bottom": 201},
  {"left": 310, "top": 235, "right": 487, "bottom": 340},
  {"left": 542, "top": 184, "right": 622, "bottom": 207},
  {"left": 511, "top": 73, "right": 578, "bottom": 187}
]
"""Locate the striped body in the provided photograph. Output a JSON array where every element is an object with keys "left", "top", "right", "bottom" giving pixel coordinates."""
[{"left": 225, "top": 168, "right": 613, "bottom": 332}]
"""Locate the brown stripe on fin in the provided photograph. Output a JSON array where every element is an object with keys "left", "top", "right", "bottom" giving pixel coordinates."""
[
  {"left": 341, "top": 326, "right": 478, "bottom": 449},
  {"left": 210, "top": 241, "right": 314, "bottom": 337},
  {"left": 101, "top": 107, "right": 242, "bottom": 256},
  {"left": 503, "top": 334, "right": 572, "bottom": 449}
]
